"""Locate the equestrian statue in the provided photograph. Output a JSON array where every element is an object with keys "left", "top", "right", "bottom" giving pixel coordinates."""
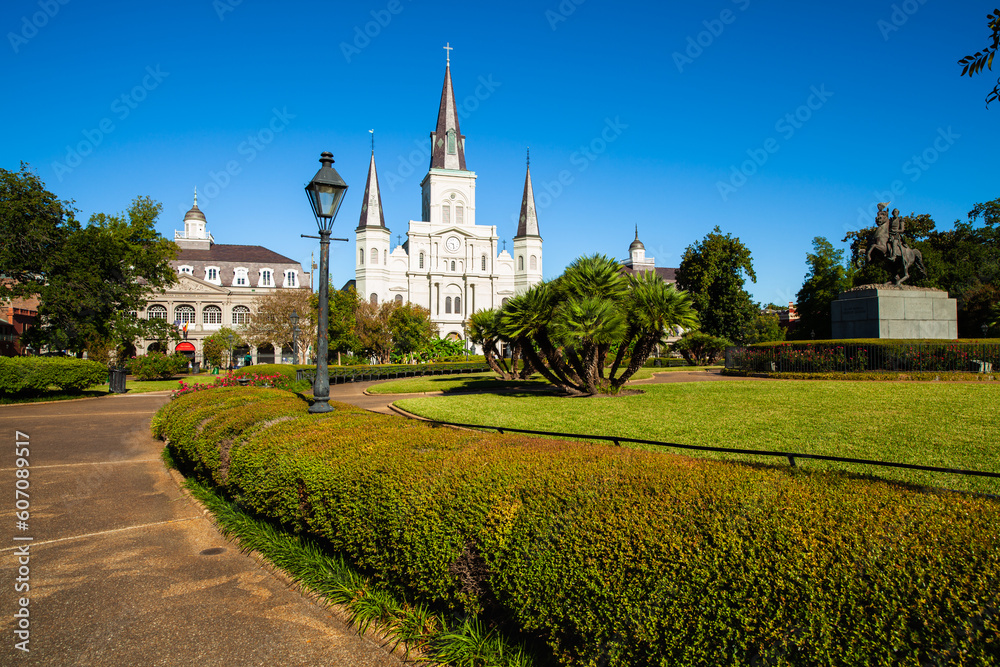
[{"left": 865, "top": 203, "right": 927, "bottom": 285}]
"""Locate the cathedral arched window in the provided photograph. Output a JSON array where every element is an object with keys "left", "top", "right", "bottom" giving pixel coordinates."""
[
  {"left": 454, "top": 296, "right": 461, "bottom": 313},
  {"left": 394, "top": 294, "right": 403, "bottom": 304},
  {"left": 447, "top": 130, "right": 456, "bottom": 155},
  {"left": 518, "top": 256, "right": 524, "bottom": 271},
  {"left": 451, "top": 261, "right": 456, "bottom": 272},
  {"left": 419, "top": 252, "right": 424, "bottom": 269},
  {"left": 384, "top": 249, "right": 387, "bottom": 264},
  {"left": 530, "top": 255, "right": 537, "bottom": 270},
  {"left": 371, "top": 248, "right": 378, "bottom": 265},
  {"left": 445, "top": 297, "right": 452, "bottom": 314},
  {"left": 481, "top": 255, "right": 486, "bottom": 271},
  {"left": 456, "top": 205, "right": 464, "bottom": 225},
  {"left": 442, "top": 204, "right": 451, "bottom": 226},
  {"left": 502, "top": 298, "right": 509, "bottom": 307},
  {"left": 359, "top": 249, "right": 364, "bottom": 265},
  {"left": 370, "top": 293, "right": 378, "bottom": 305}
]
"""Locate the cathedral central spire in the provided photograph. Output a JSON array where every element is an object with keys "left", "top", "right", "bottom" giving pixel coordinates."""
[
  {"left": 357, "top": 147, "right": 386, "bottom": 230},
  {"left": 515, "top": 150, "right": 540, "bottom": 239},
  {"left": 429, "top": 46, "right": 467, "bottom": 171}
]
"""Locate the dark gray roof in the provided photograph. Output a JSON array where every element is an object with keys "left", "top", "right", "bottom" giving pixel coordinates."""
[{"left": 176, "top": 244, "right": 299, "bottom": 265}]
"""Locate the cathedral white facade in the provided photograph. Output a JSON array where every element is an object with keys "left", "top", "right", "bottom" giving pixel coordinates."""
[{"left": 354, "top": 57, "right": 543, "bottom": 342}]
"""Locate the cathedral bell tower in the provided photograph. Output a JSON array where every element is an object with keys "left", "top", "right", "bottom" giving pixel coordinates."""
[
  {"left": 513, "top": 150, "right": 542, "bottom": 293},
  {"left": 355, "top": 147, "right": 391, "bottom": 304}
]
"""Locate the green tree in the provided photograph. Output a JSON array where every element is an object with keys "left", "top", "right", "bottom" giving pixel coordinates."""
[
  {"left": 468, "top": 309, "right": 532, "bottom": 379},
  {"left": 354, "top": 300, "right": 396, "bottom": 364},
  {"left": 747, "top": 312, "right": 786, "bottom": 344},
  {"left": 325, "top": 285, "right": 361, "bottom": 365},
  {"left": 241, "top": 288, "right": 314, "bottom": 362},
  {"left": 957, "top": 9, "right": 1000, "bottom": 107},
  {"left": 499, "top": 255, "right": 698, "bottom": 395},
  {"left": 0, "top": 163, "right": 76, "bottom": 301},
  {"left": 674, "top": 227, "right": 757, "bottom": 343},
  {"left": 388, "top": 303, "right": 436, "bottom": 363},
  {"left": 202, "top": 327, "right": 244, "bottom": 369},
  {"left": 793, "top": 237, "right": 854, "bottom": 340},
  {"left": 22, "top": 195, "right": 178, "bottom": 360}
]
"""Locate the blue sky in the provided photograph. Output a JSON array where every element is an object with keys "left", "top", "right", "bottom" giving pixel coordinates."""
[{"left": 3, "top": 0, "right": 997, "bottom": 307}]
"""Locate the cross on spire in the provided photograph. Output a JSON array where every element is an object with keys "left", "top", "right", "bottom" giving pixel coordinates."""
[
  {"left": 443, "top": 42, "right": 453, "bottom": 65},
  {"left": 526, "top": 147, "right": 530, "bottom": 168},
  {"left": 369, "top": 129, "right": 374, "bottom": 152}
]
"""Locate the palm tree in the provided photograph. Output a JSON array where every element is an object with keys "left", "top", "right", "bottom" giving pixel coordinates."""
[{"left": 496, "top": 255, "right": 699, "bottom": 395}]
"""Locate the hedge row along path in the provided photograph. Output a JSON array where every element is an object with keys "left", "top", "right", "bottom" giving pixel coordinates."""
[{"left": 0, "top": 393, "right": 407, "bottom": 666}]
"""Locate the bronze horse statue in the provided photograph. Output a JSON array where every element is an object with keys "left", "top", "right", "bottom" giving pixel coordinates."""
[{"left": 866, "top": 218, "right": 926, "bottom": 285}]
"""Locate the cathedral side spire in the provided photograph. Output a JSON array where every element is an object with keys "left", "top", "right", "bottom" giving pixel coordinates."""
[
  {"left": 429, "top": 45, "right": 467, "bottom": 171},
  {"left": 515, "top": 152, "right": 540, "bottom": 238},
  {"left": 357, "top": 149, "right": 386, "bottom": 230}
]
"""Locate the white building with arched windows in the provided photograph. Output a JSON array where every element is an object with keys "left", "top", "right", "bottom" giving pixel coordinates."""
[
  {"left": 353, "top": 56, "right": 543, "bottom": 342},
  {"left": 137, "top": 192, "right": 311, "bottom": 366}
]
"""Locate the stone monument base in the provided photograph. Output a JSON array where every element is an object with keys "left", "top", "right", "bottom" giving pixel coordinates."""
[{"left": 831, "top": 285, "right": 957, "bottom": 339}]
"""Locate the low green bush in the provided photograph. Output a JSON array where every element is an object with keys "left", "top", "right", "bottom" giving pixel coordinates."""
[
  {"left": 0, "top": 356, "right": 108, "bottom": 395},
  {"left": 154, "top": 388, "right": 1000, "bottom": 666},
  {"left": 131, "top": 352, "right": 187, "bottom": 381},
  {"left": 671, "top": 331, "right": 732, "bottom": 365}
]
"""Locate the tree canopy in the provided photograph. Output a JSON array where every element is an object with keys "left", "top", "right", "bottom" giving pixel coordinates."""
[
  {"left": 674, "top": 227, "right": 757, "bottom": 344},
  {"left": 794, "top": 237, "right": 854, "bottom": 340},
  {"left": 957, "top": 9, "right": 1000, "bottom": 107}
]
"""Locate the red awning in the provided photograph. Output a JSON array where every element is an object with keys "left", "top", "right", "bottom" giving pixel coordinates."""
[{"left": 175, "top": 342, "right": 196, "bottom": 352}]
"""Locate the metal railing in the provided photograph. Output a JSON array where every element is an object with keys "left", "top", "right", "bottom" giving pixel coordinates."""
[
  {"left": 418, "top": 419, "right": 1000, "bottom": 483},
  {"left": 296, "top": 364, "right": 492, "bottom": 384},
  {"left": 726, "top": 342, "right": 999, "bottom": 374}
]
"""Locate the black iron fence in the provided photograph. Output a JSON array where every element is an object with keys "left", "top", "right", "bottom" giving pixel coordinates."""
[
  {"left": 725, "top": 342, "right": 999, "bottom": 374},
  {"left": 296, "top": 363, "right": 491, "bottom": 385},
  {"left": 419, "top": 419, "right": 1000, "bottom": 484}
]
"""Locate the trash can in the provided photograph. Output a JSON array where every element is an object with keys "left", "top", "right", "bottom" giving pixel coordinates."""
[
  {"left": 108, "top": 368, "right": 127, "bottom": 394},
  {"left": 192, "top": 361, "right": 201, "bottom": 374}
]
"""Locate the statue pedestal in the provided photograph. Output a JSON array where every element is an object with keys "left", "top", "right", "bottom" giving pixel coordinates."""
[{"left": 831, "top": 285, "right": 957, "bottom": 339}]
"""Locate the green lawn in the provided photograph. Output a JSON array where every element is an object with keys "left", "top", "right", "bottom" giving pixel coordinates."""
[
  {"left": 368, "top": 366, "right": 713, "bottom": 395},
  {"left": 396, "top": 380, "right": 1000, "bottom": 494}
]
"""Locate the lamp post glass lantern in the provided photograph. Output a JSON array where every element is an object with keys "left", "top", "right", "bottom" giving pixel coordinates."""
[{"left": 305, "top": 151, "right": 348, "bottom": 413}]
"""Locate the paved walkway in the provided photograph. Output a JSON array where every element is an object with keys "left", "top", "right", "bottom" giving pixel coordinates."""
[{"left": 0, "top": 394, "right": 406, "bottom": 666}]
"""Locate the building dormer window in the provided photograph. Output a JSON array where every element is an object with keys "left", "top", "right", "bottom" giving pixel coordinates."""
[
  {"left": 233, "top": 268, "right": 249, "bottom": 286},
  {"left": 259, "top": 269, "right": 274, "bottom": 287},
  {"left": 205, "top": 266, "right": 220, "bottom": 284},
  {"left": 178, "top": 265, "right": 194, "bottom": 276},
  {"left": 447, "top": 130, "right": 456, "bottom": 154},
  {"left": 284, "top": 270, "right": 297, "bottom": 288},
  {"left": 147, "top": 305, "right": 167, "bottom": 320}
]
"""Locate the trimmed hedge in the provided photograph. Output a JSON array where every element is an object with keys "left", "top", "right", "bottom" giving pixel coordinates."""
[
  {"left": 0, "top": 356, "right": 108, "bottom": 395},
  {"left": 153, "top": 388, "right": 1000, "bottom": 666},
  {"left": 131, "top": 352, "right": 188, "bottom": 381}
]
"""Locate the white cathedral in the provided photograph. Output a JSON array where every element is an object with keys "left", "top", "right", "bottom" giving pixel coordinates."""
[{"left": 353, "top": 55, "right": 543, "bottom": 343}]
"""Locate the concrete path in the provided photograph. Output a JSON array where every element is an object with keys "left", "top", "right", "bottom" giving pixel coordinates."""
[{"left": 0, "top": 394, "right": 406, "bottom": 666}]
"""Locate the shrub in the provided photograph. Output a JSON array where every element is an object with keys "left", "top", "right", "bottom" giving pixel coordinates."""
[
  {"left": 154, "top": 388, "right": 1000, "bottom": 666},
  {"left": 671, "top": 331, "right": 732, "bottom": 365},
  {"left": 730, "top": 341, "right": 1000, "bottom": 374},
  {"left": 0, "top": 357, "right": 108, "bottom": 395},
  {"left": 131, "top": 352, "right": 187, "bottom": 380}
]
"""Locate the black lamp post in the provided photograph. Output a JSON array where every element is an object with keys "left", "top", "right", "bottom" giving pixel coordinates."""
[
  {"left": 290, "top": 309, "right": 300, "bottom": 365},
  {"left": 304, "top": 151, "right": 348, "bottom": 413}
]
